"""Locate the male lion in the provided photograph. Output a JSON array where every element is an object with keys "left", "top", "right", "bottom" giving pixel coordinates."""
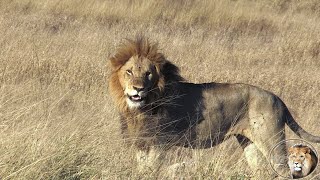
[
  {"left": 288, "top": 144, "right": 318, "bottom": 179},
  {"left": 108, "top": 36, "right": 320, "bottom": 176}
]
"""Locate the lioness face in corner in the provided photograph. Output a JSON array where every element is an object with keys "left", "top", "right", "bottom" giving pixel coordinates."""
[{"left": 118, "top": 56, "right": 159, "bottom": 109}]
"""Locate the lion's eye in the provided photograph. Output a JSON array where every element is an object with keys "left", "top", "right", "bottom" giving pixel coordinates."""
[
  {"left": 300, "top": 155, "right": 304, "bottom": 158},
  {"left": 126, "top": 70, "right": 133, "bottom": 76}
]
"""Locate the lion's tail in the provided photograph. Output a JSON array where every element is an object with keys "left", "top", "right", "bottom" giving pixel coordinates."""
[{"left": 285, "top": 107, "right": 320, "bottom": 143}]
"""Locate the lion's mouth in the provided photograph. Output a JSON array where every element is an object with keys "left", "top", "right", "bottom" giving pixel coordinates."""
[
  {"left": 128, "top": 94, "right": 145, "bottom": 102},
  {"left": 294, "top": 167, "right": 302, "bottom": 171}
]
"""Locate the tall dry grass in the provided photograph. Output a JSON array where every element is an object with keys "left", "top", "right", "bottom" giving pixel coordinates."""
[{"left": 0, "top": 0, "right": 320, "bottom": 179}]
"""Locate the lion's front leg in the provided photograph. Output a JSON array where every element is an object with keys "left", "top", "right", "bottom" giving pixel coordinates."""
[{"left": 136, "top": 146, "right": 163, "bottom": 173}]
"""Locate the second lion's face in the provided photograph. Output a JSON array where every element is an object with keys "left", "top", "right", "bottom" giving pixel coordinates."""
[
  {"left": 288, "top": 146, "right": 312, "bottom": 174},
  {"left": 118, "top": 56, "right": 159, "bottom": 109}
]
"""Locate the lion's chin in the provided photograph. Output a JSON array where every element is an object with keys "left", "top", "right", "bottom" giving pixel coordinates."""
[{"left": 126, "top": 97, "right": 145, "bottom": 109}]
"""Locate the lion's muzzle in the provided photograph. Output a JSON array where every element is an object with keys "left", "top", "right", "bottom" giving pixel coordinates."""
[
  {"left": 125, "top": 88, "right": 147, "bottom": 108},
  {"left": 292, "top": 162, "right": 302, "bottom": 171}
]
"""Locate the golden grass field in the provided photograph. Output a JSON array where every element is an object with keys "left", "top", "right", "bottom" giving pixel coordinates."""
[{"left": 1, "top": 0, "right": 320, "bottom": 179}]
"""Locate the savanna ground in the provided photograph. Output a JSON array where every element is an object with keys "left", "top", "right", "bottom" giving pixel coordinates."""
[{"left": 0, "top": 0, "right": 320, "bottom": 179}]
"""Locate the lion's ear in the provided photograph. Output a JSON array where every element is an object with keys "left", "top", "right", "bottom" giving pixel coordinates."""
[{"left": 304, "top": 147, "right": 311, "bottom": 154}]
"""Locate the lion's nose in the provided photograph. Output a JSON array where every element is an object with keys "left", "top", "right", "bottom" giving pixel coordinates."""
[
  {"left": 133, "top": 86, "right": 144, "bottom": 92},
  {"left": 294, "top": 162, "right": 298, "bottom": 165}
]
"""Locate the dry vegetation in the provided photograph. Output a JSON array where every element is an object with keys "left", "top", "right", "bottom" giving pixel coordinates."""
[{"left": 0, "top": 0, "right": 320, "bottom": 179}]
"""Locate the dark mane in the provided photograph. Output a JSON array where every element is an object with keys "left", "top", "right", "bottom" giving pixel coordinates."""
[{"left": 162, "top": 61, "right": 184, "bottom": 83}]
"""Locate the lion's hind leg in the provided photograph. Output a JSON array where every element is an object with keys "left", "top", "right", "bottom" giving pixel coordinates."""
[
  {"left": 239, "top": 95, "right": 292, "bottom": 178},
  {"left": 238, "top": 116, "right": 289, "bottom": 178},
  {"left": 236, "top": 135, "right": 274, "bottom": 177}
]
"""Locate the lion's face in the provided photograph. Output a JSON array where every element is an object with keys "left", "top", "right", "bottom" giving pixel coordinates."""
[
  {"left": 288, "top": 146, "right": 313, "bottom": 175},
  {"left": 117, "top": 55, "right": 159, "bottom": 109}
]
